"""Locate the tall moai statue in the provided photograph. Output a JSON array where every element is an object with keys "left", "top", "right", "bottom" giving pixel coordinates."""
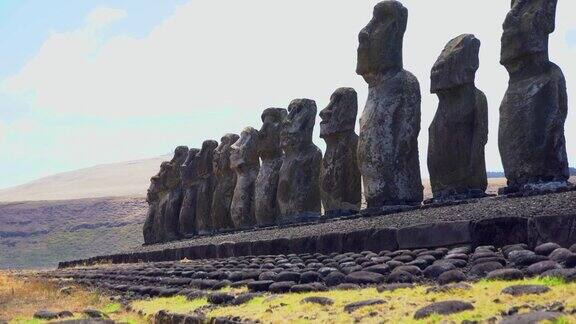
[
  {"left": 211, "top": 134, "right": 240, "bottom": 231},
  {"left": 277, "top": 99, "right": 322, "bottom": 223},
  {"left": 498, "top": 0, "right": 569, "bottom": 193},
  {"left": 319, "top": 88, "right": 362, "bottom": 215},
  {"left": 178, "top": 147, "right": 200, "bottom": 236},
  {"left": 161, "top": 146, "right": 189, "bottom": 241},
  {"left": 230, "top": 127, "right": 260, "bottom": 229},
  {"left": 143, "top": 168, "right": 166, "bottom": 244},
  {"left": 255, "top": 108, "right": 287, "bottom": 226},
  {"left": 428, "top": 34, "right": 488, "bottom": 201},
  {"left": 195, "top": 140, "right": 218, "bottom": 235},
  {"left": 356, "top": 1, "right": 423, "bottom": 208}
]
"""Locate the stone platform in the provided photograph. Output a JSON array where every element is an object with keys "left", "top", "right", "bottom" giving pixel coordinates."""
[{"left": 59, "top": 191, "right": 576, "bottom": 268}]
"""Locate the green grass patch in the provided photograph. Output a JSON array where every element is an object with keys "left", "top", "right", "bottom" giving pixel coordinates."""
[{"left": 101, "top": 302, "right": 122, "bottom": 314}]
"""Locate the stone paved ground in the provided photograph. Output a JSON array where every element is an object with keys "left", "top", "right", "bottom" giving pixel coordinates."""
[{"left": 41, "top": 241, "right": 576, "bottom": 322}]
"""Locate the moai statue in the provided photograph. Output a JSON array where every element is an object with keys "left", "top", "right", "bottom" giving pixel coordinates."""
[
  {"left": 255, "top": 108, "right": 287, "bottom": 226},
  {"left": 211, "top": 134, "right": 240, "bottom": 232},
  {"left": 195, "top": 140, "right": 218, "bottom": 235},
  {"left": 143, "top": 173, "right": 164, "bottom": 244},
  {"left": 356, "top": 1, "right": 423, "bottom": 208},
  {"left": 178, "top": 147, "right": 200, "bottom": 236},
  {"left": 498, "top": 0, "right": 569, "bottom": 193},
  {"left": 319, "top": 88, "right": 362, "bottom": 215},
  {"left": 161, "top": 146, "right": 189, "bottom": 241},
  {"left": 428, "top": 34, "right": 488, "bottom": 201},
  {"left": 277, "top": 99, "right": 322, "bottom": 223},
  {"left": 230, "top": 127, "right": 260, "bottom": 229}
]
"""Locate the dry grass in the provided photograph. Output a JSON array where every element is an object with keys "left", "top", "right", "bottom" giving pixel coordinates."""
[{"left": 0, "top": 271, "right": 145, "bottom": 323}]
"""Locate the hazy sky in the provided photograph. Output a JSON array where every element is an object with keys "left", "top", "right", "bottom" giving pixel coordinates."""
[{"left": 0, "top": 0, "right": 575, "bottom": 189}]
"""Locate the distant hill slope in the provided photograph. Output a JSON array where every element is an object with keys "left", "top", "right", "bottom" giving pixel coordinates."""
[
  {"left": 0, "top": 156, "right": 169, "bottom": 202},
  {"left": 0, "top": 197, "right": 147, "bottom": 269}
]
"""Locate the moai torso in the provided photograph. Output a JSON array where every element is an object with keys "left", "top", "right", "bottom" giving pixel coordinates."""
[
  {"left": 143, "top": 172, "right": 164, "bottom": 244},
  {"left": 498, "top": 0, "right": 569, "bottom": 192},
  {"left": 160, "top": 146, "right": 188, "bottom": 242},
  {"left": 320, "top": 88, "right": 361, "bottom": 214},
  {"left": 255, "top": 108, "right": 287, "bottom": 226},
  {"left": 356, "top": 1, "right": 423, "bottom": 208},
  {"left": 211, "top": 134, "right": 239, "bottom": 231},
  {"left": 230, "top": 127, "right": 260, "bottom": 229},
  {"left": 178, "top": 148, "right": 200, "bottom": 236},
  {"left": 428, "top": 34, "right": 488, "bottom": 201},
  {"left": 277, "top": 99, "right": 322, "bottom": 223},
  {"left": 195, "top": 140, "right": 218, "bottom": 235}
]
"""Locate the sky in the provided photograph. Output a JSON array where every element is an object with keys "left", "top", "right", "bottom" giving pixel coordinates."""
[{"left": 0, "top": 0, "right": 575, "bottom": 189}]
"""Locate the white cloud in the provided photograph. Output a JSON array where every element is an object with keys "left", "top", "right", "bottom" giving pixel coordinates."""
[
  {"left": 1, "top": 0, "right": 575, "bottom": 177},
  {"left": 85, "top": 7, "right": 126, "bottom": 31}
]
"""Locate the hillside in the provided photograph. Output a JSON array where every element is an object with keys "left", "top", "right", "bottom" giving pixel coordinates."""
[
  {"left": 0, "top": 155, "right": 169, "bottom": 202},
  {"left": 0, "top": 197, "right": 147, "bottom": 269}
]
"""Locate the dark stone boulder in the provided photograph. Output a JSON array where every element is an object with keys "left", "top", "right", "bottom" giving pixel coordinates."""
[
  {"left": 344, "top": 299, "right": 385, "bottom": 313},
  {"left": 208, "top": 292, "right": 235, "bottom": 305},
  {"left": 268, "top": 281, "right": 296, "bottom": 293},
  {"left": 437, "top": 269, "right": 466, "bottom": 285},
  {"left": 535, "top": 242, "right": 562, "bottom": 256},
  {"left": 502, "top": 285, "right": 551, "bottom": 296},
  {"left": 247, "top": 280, "right": 274, "bottom": 292},
  {"left": 486, "top": 269, "right": 524, "bottom": 281},
  {"left": 413, "top": 300, "right": 474, "bottom": 319},
  {"left": 301, "top": 296, "right": 334, "bottom": 306},
  {"left": 526, "top": 261, "right": 561, "bottom": 276},
  {"left": 387, "top": 270, "right": 414, "bottom": 283},
  {"left": 33, "top": 310, "right": 59, "bottom": 320},
  {"left": 324, "top": 271, "right": 346, "bottom": 287},
  {"left": 469, "top": 261, "right": 503, "bottom": 278},
  {"left": 345, "top": 271, "right": 385, "bottom": 285},
  {"left": 500, "top": 311, "right": 562, "bottom": 324},
  {"left": 423, "top": 262, "right": 456, "bottom": 279}
]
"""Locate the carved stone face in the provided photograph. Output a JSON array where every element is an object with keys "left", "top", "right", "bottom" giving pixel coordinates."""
[
  {"left": 320, "top": 88, "right": 358, "bottom": 138},
  {"left": 197, "top": 140, "right": 218, "bottom": 176},
  {"left": 213, "top": 134, "right": 239, "bottom": 176},
  {"left": 431, "top": 34, "right": 480, "bottom": 92},
  {"left": 281, "top": 99, "right": 317, "bottom": 152},
  {"left": 230, "top": 127, "right": 259, "bottom": 170},
  {"left": 500, "top": 0, "right": 557, "bottom": 65},
  {"left": 356, "top": 1, "right": 407, "bottom": 79},
  {"left": 258, "top": 108, "right": 287, "bottom": 158},
  {"left": 181, "top": 148, "right": 200, "bottom": 187}
]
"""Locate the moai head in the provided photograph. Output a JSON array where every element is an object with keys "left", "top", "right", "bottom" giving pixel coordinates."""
[
  {"left": 431, "top": 34, "right": 480, "bottom": 93},
  {"left": 166, "top": 146, "right": 189, "bottom": 189},
  {"left": 231, "top": 127, "right": 260, "bottom": 170},
  {"left": 196, "top": 140, "right": 219, "bottom": 177},
  {"left": 154, "top": 161, "right": 171, "bottom": 192},
  {"left": 281, "top": 99, "right": 317, "bottom": 153},
  {"left": 180, "top": 148, "right": 200, "bottom": 188},
  {"left": 258, "top": 108, "right": 287, "bottom": 159},
  {"left": 147, "top": 175, "right": 161, "bottom": 202},
  {"left": 356, "top": 0, "right": 408, "bottom": 81},
  {"left": 500, "top": 0, "right": 557, "bottom": 65},
  {"left": 320, "top": 88, "right": 358, "bottom": 138},
  {"left": 213, "top": 134, "right": 240, "bottom": 176}
]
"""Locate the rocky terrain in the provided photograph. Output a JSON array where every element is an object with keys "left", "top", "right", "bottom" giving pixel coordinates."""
[
  {"left": 0, "top": 197, "right": 146, "bottom": 269},
  {"left": 33, "top": 241, "right": 576, "bottom": 323}
]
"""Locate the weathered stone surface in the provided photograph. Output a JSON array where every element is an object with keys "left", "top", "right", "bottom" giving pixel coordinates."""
[
  {"left": 255, "top": 108, "right": 287, "bottom": 226},
  {"left": 500, "top": 311, "right": 561, "bottom": 324},
  {"left": 211, "top": 134, "right": 239, "bottom": 232},
  {"left": 529, "top": 215, "right": 576, "bottom": 248},
  {"left": 179, "top": 148, "right": 200, "bottom": 236},
  {"left": 428, "top": 34, "right": 488, "bottom": 201},
  {"left": 319, "top": 87, "right": 361, "bottom": 213},
  {"left": 414, "top": 300, "right": 474, "bottom": 319},
  {"left": 397, "top": 221, "right": 471, "bottom": 249},
  {"left": 195, "top": 140, "right": 219, "bottom": 235},
  {"left": 499, "top": 0, "right": 569, "bottom": 193},
  {"left": 471, "top": 217, "right": 528, "bottom": 248},
  {"left": 144, "top": 146, "right": 189, "bottom": 244},
  {"left": 277, "top": 99, "right": 322, "bottom": 223},
  {"left": 230, "top": 127, "right": 260, "bottom": 229},
  {"left": 356, "top": 1, "right": 423, "bottom": 208},
  {"left": 502, "top": 284, "right": 550, "bottom": 296}
]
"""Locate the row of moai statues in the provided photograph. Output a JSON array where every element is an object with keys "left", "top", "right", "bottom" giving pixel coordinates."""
[{"left": 143, "top": 0, "right": 569, "bottom": 244}]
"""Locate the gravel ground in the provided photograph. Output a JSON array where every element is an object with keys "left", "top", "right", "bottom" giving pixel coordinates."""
[{"left": 128, "top": 191, "right": 576, "bottom": 254}]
